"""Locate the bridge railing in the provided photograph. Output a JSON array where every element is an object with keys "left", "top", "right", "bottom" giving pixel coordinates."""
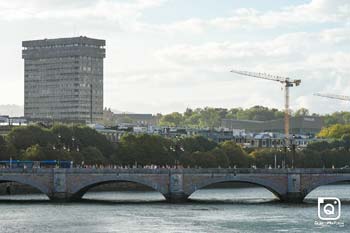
[{"left": 1, "top": 167, "right": 350, "bottom": 174}]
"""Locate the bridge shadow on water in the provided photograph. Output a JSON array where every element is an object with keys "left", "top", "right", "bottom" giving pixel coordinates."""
[{"left": 2, "top": 196, "right": 350, "bottom": 207}]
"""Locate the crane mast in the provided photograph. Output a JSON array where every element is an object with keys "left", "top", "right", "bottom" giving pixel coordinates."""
[{"left": 230, "top": 70, "right": 301, "bottom": 146}]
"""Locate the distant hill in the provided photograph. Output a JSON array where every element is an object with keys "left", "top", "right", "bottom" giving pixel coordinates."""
[{"left": 0, "top": 105, "right": 24, "bottom": 117}]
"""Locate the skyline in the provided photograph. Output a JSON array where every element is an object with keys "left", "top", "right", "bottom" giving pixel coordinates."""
[{"left": 0, "top": 0, "right": 350, "bottom": 115}]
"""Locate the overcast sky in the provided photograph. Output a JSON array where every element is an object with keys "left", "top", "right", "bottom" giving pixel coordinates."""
[{"left": 0, "top": 0, "right": 350, "bottom": 114}]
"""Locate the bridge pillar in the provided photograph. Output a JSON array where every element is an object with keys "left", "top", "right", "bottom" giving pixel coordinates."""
[
  {"left": 164, "top": 193, "right": 189, "bottom": 203},
  {"left": 280, "top": 174, "right": 305, "bottom": 203},
  {"left": 165, "top": 172, "right": 189, "bottom": 203},
  {"left": 48, "top": 169, "right": 75, "bottom": 202},
  {"left": 48, "top": 192, "right": 76, "bottom": 202},
  {"left": 280, "top": 192, "right": 305, "bottom": 203}
]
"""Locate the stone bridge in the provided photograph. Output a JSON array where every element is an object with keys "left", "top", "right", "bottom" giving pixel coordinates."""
[{"left": 1, "top": 168, "right": 350, "bottom": 203}]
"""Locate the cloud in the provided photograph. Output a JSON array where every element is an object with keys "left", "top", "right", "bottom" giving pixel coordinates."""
[
  {"left": 1, "top": 0, "right": 350, "bottom": 114},
  {"left": 0, "top": 0, "right": 166, "bottom": 23},
  {"left": 151, "top": 27, "right": 350, "bottom": 114},
  {"left": 156, "top": 32, "right": 307, "bottom": 71},
  {"left": 144, "top": 0, "right": 350, "bottom": 34},
  {"left": 156, "top": 28, "right": 350, "bottom": 71}
]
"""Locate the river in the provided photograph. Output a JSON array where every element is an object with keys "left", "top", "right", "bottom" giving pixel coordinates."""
[{"left": 0, "top": 184, "right": 349, "bottom": 232}]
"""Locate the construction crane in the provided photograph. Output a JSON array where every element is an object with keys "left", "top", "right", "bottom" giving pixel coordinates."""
[
  {"left": 314, "top": 93, "right": 350, "bottom": 102},
  {"left": 230, "top": 70, "right": 301, "bottom": 145}
]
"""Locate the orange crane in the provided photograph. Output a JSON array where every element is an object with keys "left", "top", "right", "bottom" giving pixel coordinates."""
[
  {"left": 314, "top": 93, "right": 350, "bottom": 101},
  {"left": 230, "top": 70, "right": 301, "bottom": 145}
]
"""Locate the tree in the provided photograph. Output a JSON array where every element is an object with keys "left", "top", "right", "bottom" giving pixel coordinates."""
[
  {"left": 341, "top": 134, "right": 350, "bottom": 150},
  {"left": 22, "top": 144, "right": 46, "bottom": 161},
  {"left": 250, "top": 149, "right": 278, "bottom": 168},
  {"left": 236, "top": 106, "right": 284, "bottom": 121},
  {"left": 188, "top": 151, "right": 218, "bottom": 168},
  {"left": 179, "top": 136, "right": 217, "bottom": 154},
  {"left": 81, "top": 146, "right": 105, "bottom": 164},
  {"left": 184, "top": 108, "right": 193, "bottom": 118},
  {"left": 210, "top": 148, "right": 230, "bottom": 168},
  {"left": 225, "top": 108, "right": 241, "bottom": 119},
  {"left": 318, "top": 124, "right": 350, "bottom": 139},
  {"left": 297, "top": 150, "right": 323, "bottom": 168},
  {"left": 323, "top": 112, "right": 350, "bottom": 126},
  {"left": 294, "top": 108, "right": 310, "bottom": 117},
  {"left": 199, "top": 107, "right": 221, "bottom": 129},
  {"left": 0, "top": 136, "right": 8, "bottom": 160},
  {"left": 72, "top": 125, "right": 115, "bottom": 159},
  {"left": 117, "top": 134, "right": 174, "bottom": 166},
  {"left": 159, "top": 112, "right": 183, "bottom": 127},
  {"left": 6, "top": 125, "right": 57, "bottom": 152},
  {"left": 307, "top": 141, "right": 332, "bottom": 151},
  {"left": 219, "top": 141, "right": 249, "bottom": 167},
  {"left": 184, "top": 113, "right": 200, "bottom": 127}
]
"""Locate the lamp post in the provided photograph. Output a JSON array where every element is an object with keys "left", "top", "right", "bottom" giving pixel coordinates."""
[
  {"left": 291, "top": 134, "right": 296, "bottom": 169},
  {"left": 283, "top": 143, "right": 287, "bottom": 169},
  {"left": 171, "top": 136, "right": 183, "bottom": 169}
]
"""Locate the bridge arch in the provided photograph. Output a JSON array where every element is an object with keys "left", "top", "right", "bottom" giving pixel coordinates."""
[
  {"left": 186, "top": 176, "right": 286, "bottom": 200},
  {"left": 304, "top": 176, "right": 350, "bottom": 198},
  {"left": 0, "top": 176, "right": 50, "bottom": 198},
  {"left": 70, "top": 176, "right": 167, "bottom": 200}
]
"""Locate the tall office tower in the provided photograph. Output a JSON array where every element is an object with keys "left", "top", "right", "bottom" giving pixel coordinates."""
[{"left": 22, "top": 36, "right": 105, "bottom": 123}]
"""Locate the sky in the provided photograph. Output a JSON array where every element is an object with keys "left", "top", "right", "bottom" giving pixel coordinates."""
[{"left": 0, "top": 0, "right": 350, "bottom": 115}]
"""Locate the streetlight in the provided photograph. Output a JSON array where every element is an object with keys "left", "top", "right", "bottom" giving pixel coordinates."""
[
  {"left": 171, "top": 136, "right": 184, "bottom": 168},
  {"left": 291, "top": 134, "right": 297, "bottom": 169}
]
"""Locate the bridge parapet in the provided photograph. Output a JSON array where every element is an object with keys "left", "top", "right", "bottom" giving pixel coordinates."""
[{"left": 2, "top": 167, "right": 350, "bottom": 174}]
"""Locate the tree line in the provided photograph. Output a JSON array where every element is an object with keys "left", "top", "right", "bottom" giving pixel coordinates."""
[
  {"left": 1, "top": 123, "right": 350, "bottom": 168},
  {"left": 158, "top": 106, "right": 350, "bottom": 128}
]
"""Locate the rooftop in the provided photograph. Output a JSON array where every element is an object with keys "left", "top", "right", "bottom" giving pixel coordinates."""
[{"left": 22, "top": 36, "right": 105, "bottom": 48}]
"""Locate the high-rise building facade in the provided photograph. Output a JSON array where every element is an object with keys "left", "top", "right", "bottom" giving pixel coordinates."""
[{"left": 22, "top": 36, "right": 105, "bottom": 123}]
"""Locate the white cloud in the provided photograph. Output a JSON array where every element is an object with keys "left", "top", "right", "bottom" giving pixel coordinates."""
[
  {"left": 1, "top": 0, "right": 350, "bottom": 114},
  {"left": 0, "top": 0, "right": 166, "bottom": 23},
  {"left": 145, "top": 0, "right": 350, "bottom": 34}
]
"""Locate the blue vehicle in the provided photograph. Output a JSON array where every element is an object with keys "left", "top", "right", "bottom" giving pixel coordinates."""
[
  {"left": 0, "top": 160, "right": 34, "bottom": 168},
  {"left": 0, "top": 160, "right": 73, "bottom": 168},
  {"left": 40, "top": 160, "right": 72, "bottom": 168}
]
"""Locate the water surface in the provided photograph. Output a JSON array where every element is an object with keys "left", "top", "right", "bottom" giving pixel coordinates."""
[{"left": 0, "top": 185, "right": 349, "bottom": 232}]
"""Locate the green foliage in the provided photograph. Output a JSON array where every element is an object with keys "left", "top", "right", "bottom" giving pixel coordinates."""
[
  {"left": 210, "top": 148, "right": 230, "bottom": 168},
  {"left": 188, "top": 151, "right": 218, "bottom": 168},
  {"left": 7, "top": 125, "right": 57, "bottom": 151},
  {"left": 22, "top": 144, "right": 46, "bottom": 161},
  {"left": 159, "top": 112, "right": 183, "bottom": 127},
  {"left": 116, "top": 134, "right": 174, "bottom": 166},
  {"left": 81, "top": 146, "right": 105, "bottom": 164},
  {"left": 250, "top": 149, "right": 282, "bottom": 168},
  {"left": 179, "top": 136, "right": 217, "bottom": 153},
  {"left": 0, "top": 136, "right": 8, "bottom": 160},
  {"left": 323, "top": 112, "right": 350, "bottom": 126},
  {"left": 198, "top": 108, "right": 221, "bottom": 128},
  {"left": 158, "top": 106, "right": 288, "bottom": 129},
  {"left": 220, "top": 141, "right": 249, "bottom": 167},
  {"left": 318, "top": 124, "right": 350, "bottom": 139},
  {"left": 3, "top": 124, "right": 115, "bottom": 165},
  {"left": 4, "top": 122, "right": 350, "bottom": 168},
  {"left": 294, "top": 108, "right": 310, "bottom": 117}
]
